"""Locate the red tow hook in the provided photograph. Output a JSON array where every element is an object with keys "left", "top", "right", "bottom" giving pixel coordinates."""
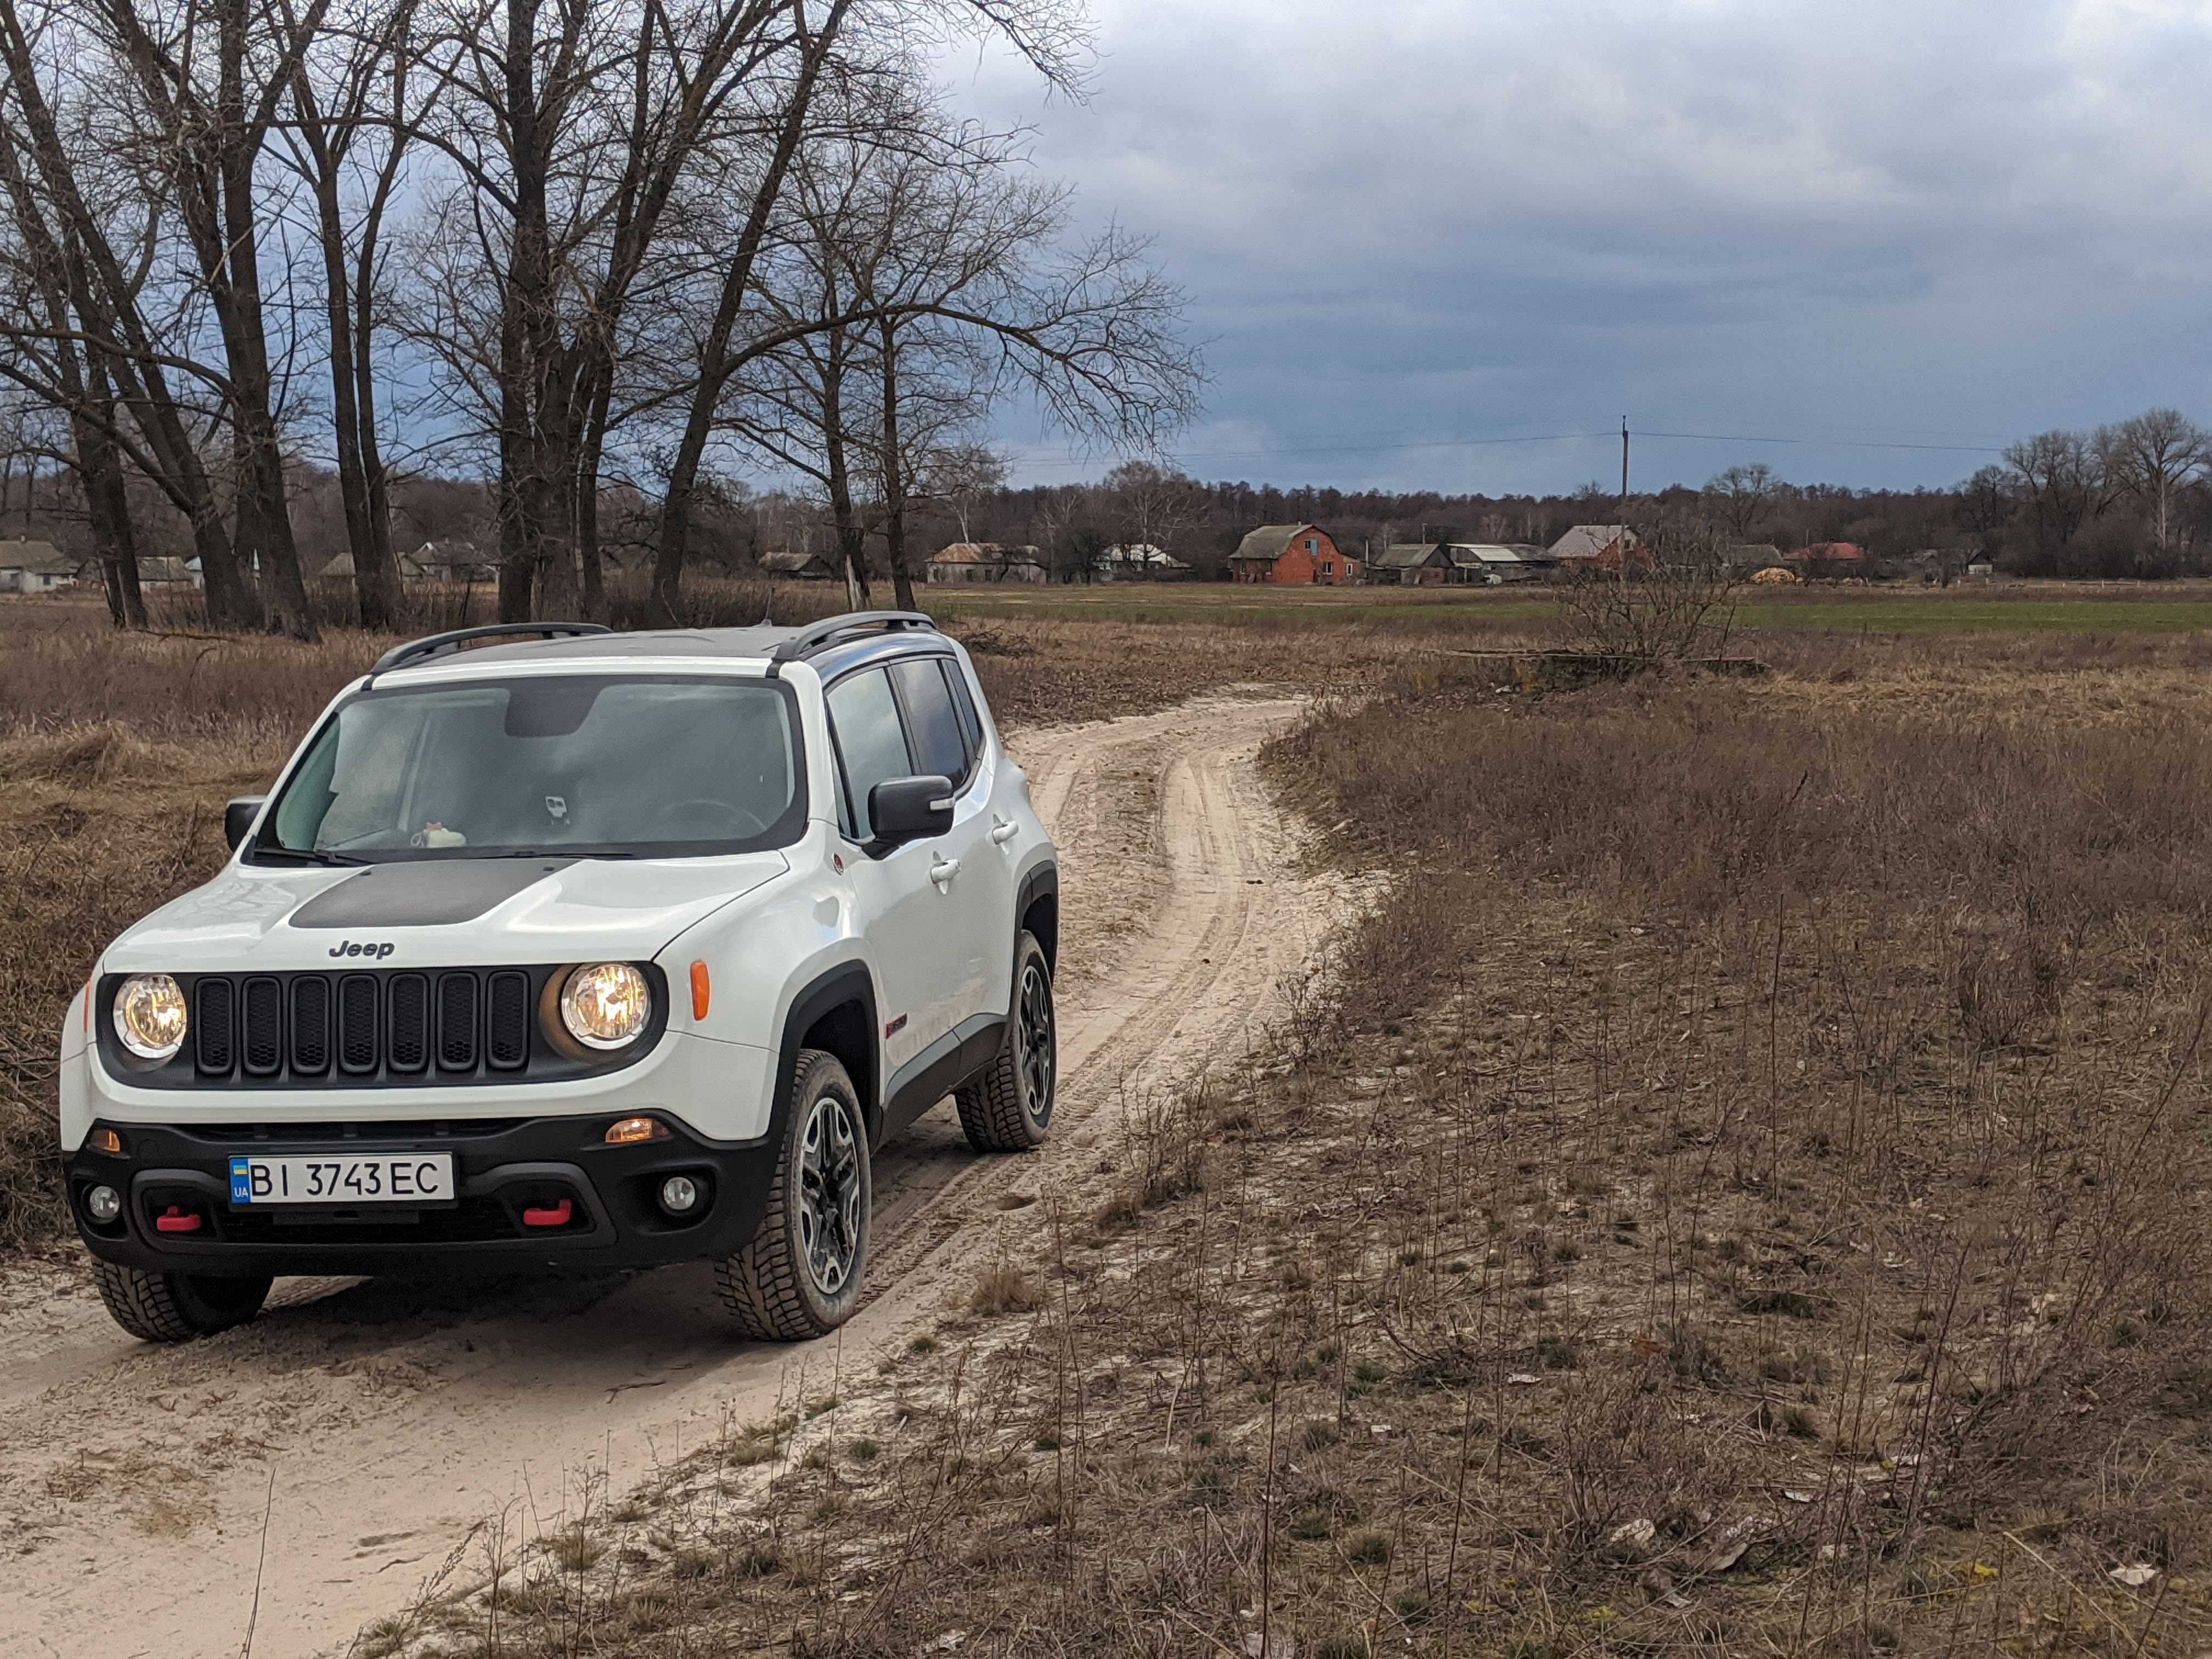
[
  {"left": 521, "top": 1198, "right": 574, "bottom": 1229},
  {"left": 154, "top": 1205, "right": 202, "bottom": 1235}
]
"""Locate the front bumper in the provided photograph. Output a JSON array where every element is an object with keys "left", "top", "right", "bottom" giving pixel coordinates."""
[{"left": 67, "top": 1113, "right": 781, "bottom": 1278}]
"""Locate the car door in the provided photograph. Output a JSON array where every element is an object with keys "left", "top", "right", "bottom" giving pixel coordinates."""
[
  {"left": 887, "top": 656, "right": 1008, "bottom": 1034},
  {"left": 824, "top": 667, "right": 945, "bottom": 1084}
]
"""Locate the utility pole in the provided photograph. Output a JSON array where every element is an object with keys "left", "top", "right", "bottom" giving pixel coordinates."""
[{"left": 1618, "top": 417, "right": 1629, "bottom": 522}]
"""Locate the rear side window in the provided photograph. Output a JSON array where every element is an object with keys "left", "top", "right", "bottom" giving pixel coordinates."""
[
  {"left": 890, "top": 658, "right": 968, "bottom": 786},
  {"left": 826, "top": 669, "right": 911, "bottom": 840},
  {"left": 943, "top": 661, "right": 984, "bottom": 757}
]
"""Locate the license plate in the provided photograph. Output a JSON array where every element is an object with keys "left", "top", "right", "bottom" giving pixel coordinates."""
[{"left": 228, "top": 1153, "right": 456, "bottom": 1206}]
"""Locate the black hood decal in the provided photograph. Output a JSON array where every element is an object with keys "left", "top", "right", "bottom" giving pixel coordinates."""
[{"left": 286, "top": 860, "right": 576, "bottom": 929}]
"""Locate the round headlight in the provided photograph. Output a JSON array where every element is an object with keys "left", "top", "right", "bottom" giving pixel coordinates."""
[
  {"left": 560, "top": 963, "right": 652, "bottom": 1050},
  {"left": 113, "top": 974, "right": 189, "bottom": 1060}
]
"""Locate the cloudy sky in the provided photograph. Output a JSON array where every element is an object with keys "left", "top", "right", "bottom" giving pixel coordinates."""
[{"left": 947, "top": 0, "right": 2212, "bottom": 494}]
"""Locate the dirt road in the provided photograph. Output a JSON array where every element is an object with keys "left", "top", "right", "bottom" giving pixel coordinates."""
[{"left": 1, "top": 692, "right": 1341, "bottom": 1659}]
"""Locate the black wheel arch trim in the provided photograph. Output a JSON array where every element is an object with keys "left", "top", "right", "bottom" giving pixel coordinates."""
[
  {"left": 775, "top": 960, "right": 880, "bottom": 1138},
  {"left": 1017, "top": 860, "right": 1059, "bottom": 969}
]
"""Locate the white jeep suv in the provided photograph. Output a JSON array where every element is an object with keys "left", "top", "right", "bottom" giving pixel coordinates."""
[{"left": 55, "top": 612, "right": 1059, "bottom": 1343}]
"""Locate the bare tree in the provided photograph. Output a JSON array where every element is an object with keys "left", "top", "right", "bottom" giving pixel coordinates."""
[
  {"left": 0, "top": 0, "right": 269, "bottom": 626},
  {"left": 2002, "top": 428, "right": 2108, "bottom": 556},
  {"left": 1099, "top": 458, "right": 1201, "bottom": 574},
  {"left": 278, "top": 0, "right": 436, "bottom": 627},
  {"left": 1702, "top": 461, "right": 1776, "bottom": 540},
  {"left": 2098, "top": 408, "right": 2208, "bottom": 560}
]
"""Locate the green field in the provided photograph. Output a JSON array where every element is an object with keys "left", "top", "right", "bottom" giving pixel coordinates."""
[{"left": 926, "top": 582, "right": 2212, "bottom": 635}]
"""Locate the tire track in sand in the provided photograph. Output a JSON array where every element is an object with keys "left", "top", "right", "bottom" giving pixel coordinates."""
[{"left": 0, "top": 691, "right": 1344, "bottom": 1659}]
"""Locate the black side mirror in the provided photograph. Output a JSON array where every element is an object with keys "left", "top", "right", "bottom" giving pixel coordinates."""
[
  {"left": 224, "top": 796, "right": 267, "bottom": 853},
  {"left": 868, "top": 775, "right": 953, "bottom": 848}
]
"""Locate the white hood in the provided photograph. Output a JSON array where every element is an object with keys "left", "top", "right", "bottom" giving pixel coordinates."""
[{"left": 102, "top": 853, "right": 789, "bottom": 973}]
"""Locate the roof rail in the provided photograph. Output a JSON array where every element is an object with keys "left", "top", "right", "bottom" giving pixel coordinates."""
[
  {"left": 765, "top": 610, "right": 935, "bottom": 676},
  {"left": 369, "top": 622, "right": 612, "bottom": 680}
]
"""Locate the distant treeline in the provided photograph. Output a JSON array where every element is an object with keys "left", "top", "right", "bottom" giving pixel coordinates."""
[{"left": 5, "top": 410, "right": 2207, "bottom": 594}]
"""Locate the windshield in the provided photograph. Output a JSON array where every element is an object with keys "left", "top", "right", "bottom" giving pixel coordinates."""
[{"left": 258, "top": 675, "right": 805, "bottom": 860}]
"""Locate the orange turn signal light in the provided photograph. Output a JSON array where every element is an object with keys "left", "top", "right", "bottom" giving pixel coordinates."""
[
  {"left": 605, "top": 1116, "right": 672, "bottom": 1146},
  {"left": 87, "top": 1127, "right": 125, "bottom": 1156},
  {"left": 690, "top": 961, "right": 710, "bottom": 1022}
]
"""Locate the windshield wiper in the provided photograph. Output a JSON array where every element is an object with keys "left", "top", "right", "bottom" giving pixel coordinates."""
[{"left": 252, "top": 846, "right": 371, "bottom": 867}]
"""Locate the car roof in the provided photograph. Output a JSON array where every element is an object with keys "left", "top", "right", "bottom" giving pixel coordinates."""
[{"left": 375, "top": 622, "right": 956, "bottom": 685}]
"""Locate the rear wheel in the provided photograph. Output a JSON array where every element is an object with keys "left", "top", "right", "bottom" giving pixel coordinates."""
[
  {"left": 956, "top": 932, "right": 1056, "bottom": 1153},
  {"left": 91, "top": 1260, "right": 272, "bottom": 1342},
  {"left": 717, "top": 1049, "right": 871, "bottom": 1341}
]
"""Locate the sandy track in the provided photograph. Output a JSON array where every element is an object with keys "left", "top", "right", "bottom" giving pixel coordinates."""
[{"left": 1, "top": 692, "right": 1338, "bottom": 1658}]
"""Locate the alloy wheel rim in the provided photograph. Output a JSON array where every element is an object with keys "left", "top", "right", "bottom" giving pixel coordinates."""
[
  {"left": 797, "top": 1093, "right": 862, "bottom": 1295},
  {"left": 1019, "top": 961, "right": 1055, "bottom": 1118}
]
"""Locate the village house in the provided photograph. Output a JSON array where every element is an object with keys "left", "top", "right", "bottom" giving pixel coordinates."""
[
  {"left": 1445, "top": 543, "right": 1550, "bottom": 584},
  {"left": 1785, "top": 541, "right": 1866, "bottom": 577},
  {"left": 1228, "top": 523, "right": 1359, "bottom": 585},
  {"left": 1548, "top": 524, "right": 1644, "bottom": 569},
  {"left": 927, "top": 541, "right": 1048, "bottom": 584},
  {"left": 1369, "top": 543, "right": 1453, "bottom": 585},
  {"left": 759, "top": 547, "right": 842, "bottom": 580},
  {"left": 136, "top": 555, "right": 201, "bottom": 588},
  {"left": 1093, "top": 543, "right": 1192, "bottom": 582},
  {"left": 401, "top": 540, "right": 498, "bottom": 583},
  {"left": 0, "top": 540, "right": 76, "bottom": 593}
]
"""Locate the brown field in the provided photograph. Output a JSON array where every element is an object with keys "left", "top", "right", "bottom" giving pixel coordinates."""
[{"left": 6, "top": 590, "right": 2212, "bottom": 1657}]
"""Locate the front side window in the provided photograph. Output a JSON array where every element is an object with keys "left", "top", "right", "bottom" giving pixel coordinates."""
[
  {"left": 825, "top": 669, "right": 912, "bottom": 840},
  {"left": 261, "top": 676, "right": 803, "bottom": 860}
]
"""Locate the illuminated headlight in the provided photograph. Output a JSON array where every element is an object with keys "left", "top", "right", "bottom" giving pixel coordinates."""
[
  {"left": 113, "top": 974, "right": 188, "bottom": 1060},
  {"left": 559, "top": 963, "right": 652, "bottom": 1050}
]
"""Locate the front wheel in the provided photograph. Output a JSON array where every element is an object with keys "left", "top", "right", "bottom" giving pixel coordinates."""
[
  {"left": 956, "top": 932, "right": 1056, "bottom": 1153},
  {"left": 716, "top": 1049, "right": 872, "bottom": 1341},
  {"left": 92, "top": 1260, "right": 272, "bottom": 1342}
]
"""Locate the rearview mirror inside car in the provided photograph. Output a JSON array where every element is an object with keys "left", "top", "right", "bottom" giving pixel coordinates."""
[{"left": 868, "top": 775, "right": 953, "bottom": 847}]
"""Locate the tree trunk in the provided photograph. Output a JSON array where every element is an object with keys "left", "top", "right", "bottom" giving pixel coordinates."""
[
  {"left": 879, "top": 315, "right": 915, "bottom": 611},
  {"left": 653, "top": 0, "right": 854, "bottom": 618},
  {"left": 819, "top": 326, "right": 872, "bottom": 607},
  {"left": 80, "top": 361, "right": 145, "bottom": 628}
]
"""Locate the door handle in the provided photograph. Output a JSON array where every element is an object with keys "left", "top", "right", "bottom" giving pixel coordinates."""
[
  {"left": 990, "top": 818, "right": 1018, "bottom": 845},
  {"left": 930, "top": 856, "right": 961, "bottom": 885}
]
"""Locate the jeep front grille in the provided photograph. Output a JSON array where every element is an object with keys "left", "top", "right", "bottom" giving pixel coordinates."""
[{"left": 183, "top": 968, "right": 539, "bottom": 1087}]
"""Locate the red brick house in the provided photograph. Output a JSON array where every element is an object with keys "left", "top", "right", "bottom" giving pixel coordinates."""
[{"left": 1229, "top": 523, "right": 1359, "bottom": 585}]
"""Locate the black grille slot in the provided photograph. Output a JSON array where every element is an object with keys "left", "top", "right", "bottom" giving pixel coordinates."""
[
  {"left": 290, "top": 977, "right": 331, "bottom": 1074},
  {"left": 437, "top": 974, "right": 479, "bottom": 1071},
  {"left": 194, "top": 978, "right": 236, "bottom": 1075},
  {"left": 387, "top": 974, "right": 430, "bottom": 1073},
  {"left": 338, "top": 975, "right": 379, "bottom": 1074},
  {"left": 487, "top": 972, "right": 531, "bottom": 1069},
  {"left": 241, "top": 977, "right": 284, "bottom": 1076}
]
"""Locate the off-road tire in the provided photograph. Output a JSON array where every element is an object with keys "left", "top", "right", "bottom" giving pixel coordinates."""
[
  {"left": 716, "top": 1049, "right": 871, "bottom": 1341},
  {"left": 956, "top": 932, "right": 1056, "bottom": 1153},
  {"left": 91, "top": 1260, "right": 272, "bottom": 1342}
]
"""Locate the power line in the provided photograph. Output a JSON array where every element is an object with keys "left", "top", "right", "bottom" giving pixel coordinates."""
[
  {"left": 1007, "top": 422, "right": 2011, "bottom": 474},
  {"left": 1638, "top": 430, "right": 2002, "bottom": 455}
]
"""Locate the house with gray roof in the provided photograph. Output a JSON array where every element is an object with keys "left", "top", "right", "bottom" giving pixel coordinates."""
[{"left": 0, "top": 540, "right": 77, "bottom": 594}]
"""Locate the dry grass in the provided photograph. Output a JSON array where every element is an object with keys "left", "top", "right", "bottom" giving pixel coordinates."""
[{"left": 341, "top": 634, "right": 2212, "bottom": 1658}]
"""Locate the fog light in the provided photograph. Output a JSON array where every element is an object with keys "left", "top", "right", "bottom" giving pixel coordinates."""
[
  {"left": 84, "top": 1184, "right": 122, "bottom": 1224},
  {"left": 658, "top": 1175, "right": 701, "bottom": 1216}
]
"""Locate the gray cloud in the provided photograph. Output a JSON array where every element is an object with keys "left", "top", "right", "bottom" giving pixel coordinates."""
[{"left": 951, "top": 0, "right": 2212, "bottom": 491}]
